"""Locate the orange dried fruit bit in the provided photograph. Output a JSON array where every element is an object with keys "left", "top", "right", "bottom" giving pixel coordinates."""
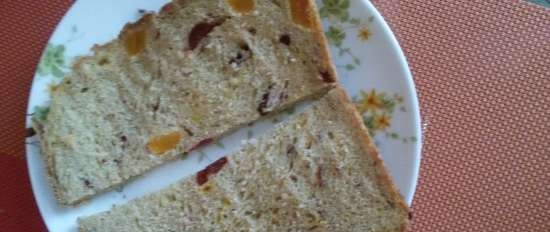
[
  {"left": 147, "top": 131, "right": 182, "bottom": 155},
  {"left": 124, "top": 27, "right": 147, "bottom": 55},
  {"left": 289, "top": 0, "right": 313, "bottom": 29},
  {"left": 227, "top": 0, "right": 255, "bottom": 14}
]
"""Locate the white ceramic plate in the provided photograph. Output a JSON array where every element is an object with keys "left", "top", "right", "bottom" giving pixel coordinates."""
[{"left": 25, "top": 0, "right": 421, "bottom": 231}]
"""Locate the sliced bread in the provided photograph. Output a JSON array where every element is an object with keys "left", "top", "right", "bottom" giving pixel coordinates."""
[
  {"left": 34, "top": 0, "right": 337, "bottom": 205},
  {"left": 78, "top": 88, "right": 409, "bottom": 232}
]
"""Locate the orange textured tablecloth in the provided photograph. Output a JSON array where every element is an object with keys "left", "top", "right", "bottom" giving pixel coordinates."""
[{"left": 1, "top": 1, "right": 549, "bottom": 231}]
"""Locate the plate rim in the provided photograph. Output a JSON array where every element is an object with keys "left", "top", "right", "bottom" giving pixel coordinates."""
[{"left": 362, "top": 0, "right": 423, "bottom": 205}]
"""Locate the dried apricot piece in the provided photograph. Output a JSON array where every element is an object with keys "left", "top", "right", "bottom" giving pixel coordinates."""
[
  {"left": 227, "top": 0, "right": 255, "bottom": 14},
  {"left": 147, "top": 131, "right": 182, "bottom": 155},
  {"left": 289, "top": 0, "right": 313, "bottom": 29},
  {"left": 124, "top": 27, "right": 147, "bottom": 55}
]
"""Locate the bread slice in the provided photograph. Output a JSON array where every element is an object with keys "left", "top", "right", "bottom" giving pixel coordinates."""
[
  {"left": 34, "top": 0, "right": 337, "bottom": 205},
  {"left": 78, "top": 88, "right": 409, "bottom": 232}
]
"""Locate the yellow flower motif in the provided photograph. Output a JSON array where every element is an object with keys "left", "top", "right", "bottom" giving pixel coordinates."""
[
  {"left": 356, "top": 89, "right": 382, "bottom": 114},
  {"left": 374, "top": 114, "right": 391, "bottom": 130},
  {"left": 396, "top": 96, "right": 404, "bottom": 103},
  {"left": 357, "top": 27, "right": 371, "bottom": 41}
]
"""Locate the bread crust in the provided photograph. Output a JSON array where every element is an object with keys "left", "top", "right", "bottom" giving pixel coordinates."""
[{"left": 324, "top": 88, "right": 410, "bottom": 231}]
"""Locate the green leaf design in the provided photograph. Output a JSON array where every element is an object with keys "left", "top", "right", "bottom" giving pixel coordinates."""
[
  {"left": 338, "top": 49, "right": 346, "bottom": 56},
  {"left": 368, "top": 16, "right": 375, "bottom": 22},
  {"left": 325, "top": 26, "right": 346, "bottom": 47},
  {"left": 349, "top": 18, "right": 361, "bottom": 26},
  {"left": 198, "top": 150, "right": 207, "bottom": 162},
  {"left": 32, "top": 105, "right": 50, "bottom": 123},
  {"left": 51, "top": 65, "right": 65, "bottom": 78},
  {"left": 363, "top": 114, "right": 375, "bottom": 136},
  {"left": 214, "top": 141, "right": 225, "bottom": 149},
  {"left": 37, "top": 44, "right": 67, "bottom": 78},
  {"left": 320, "top": 0, "right": 351, "bottom": 21},
  {"left": 344, "top": 64, "right": 355, "bottom": 70},
  {"left": 381, "top": 97, "right": 396, "bottom": 113}
]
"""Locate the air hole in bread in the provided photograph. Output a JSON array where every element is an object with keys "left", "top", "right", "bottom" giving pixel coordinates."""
[
  {"left": 152, "top": 97, "right": 160, "bottom": 112},
  {"left": 290, "top": 175, "right": 298, "bottom": 182},
  {"left": 239, "top": 42, "right": 250, "bottom": 51},
  {"left": 154, "top": 29, "right": 161, "bottom": 40},
  {"left": 279, "top": 34, "right": 291, "bottom": 46},
  {"left": 98, "top": 58, "right": 110, "bottom": 65},
  {"left": 247, "top": 27, "right": 257, "bottom": 35},
  {"left": 305, "top": 140, "right": 313, "bottom": 149},
  {"left": 119, "top": 135, "right": 128, "bottom": 148},
  {"left": 183, "top": 127, "right": 194, "bottom": 136},
  {"left": 229, "top": 41, "right": 253, "bottom": 67},
  {"left": 83, "top": 179, "right": 93, "bottom": 189},
  {"left": 80, "top": 88, "right": 88, "bottom": 93},
  {"left": 327, "top": 131, "right": 335, "bottom": 139}
]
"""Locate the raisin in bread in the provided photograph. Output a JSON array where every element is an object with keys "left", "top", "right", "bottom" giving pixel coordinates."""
[
  {"left": 34, "top": 0, "right": 337, "bottom": 205},
  {"left": 78, "top": 88, "right": 409, "bottom": 232}
]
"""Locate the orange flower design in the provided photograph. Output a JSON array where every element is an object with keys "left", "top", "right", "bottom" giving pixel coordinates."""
[
  {"left": 357, "top": 27, "right": 371, "bottom": 41},
  {"left": 374, "top": 114, "right": 392, "bottom": 130},
  {"left": 356, "top": 89, "right": 382, "bottom": 114}
]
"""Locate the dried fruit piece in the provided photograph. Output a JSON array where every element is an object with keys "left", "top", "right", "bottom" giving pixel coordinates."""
[
  {"left": 319, "top": 70, "right": 335, "bottom": 83},
  {"left": 160, "top": 2, "right": 174, "bottom": 14},
  {"left": 316, "top": 166, "right": 323, "bottom": 188},
  {"left": 147, "top": 131, "right": 182, "bottom": 155},
  {"left": 188, "top": 18, "right": 226, "bottom": 50},
  {"left": 190, "top": 138, "right": 213, "bottom": 151},
  {"left": 123, "top": 26, "right": 147, "bottom": 56},
  {"left": 196, "top": 157, "right": 228, "bottom": 185},
  {"left": 257, "top": 84, "right": 274, "bottom": 115},
  {"left": 289, "top": 0, "right": 313, "bottom": 29},
  {"left": 227, "top": 0, "right": 255, "bottom": 14}
]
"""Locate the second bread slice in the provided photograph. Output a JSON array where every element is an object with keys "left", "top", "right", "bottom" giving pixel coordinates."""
[{"left": 78, "top": 88, "right": 409, "bottom": 232}]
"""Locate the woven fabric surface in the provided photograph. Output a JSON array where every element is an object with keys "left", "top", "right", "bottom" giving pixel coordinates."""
[
  {"left": 0, "top": 0, "right": 548, "bottom": 231},
  {"left": 0, "top": 1, "right": 73, "bottom": 232},
  {"left": 370, "top": 0, "right": 550, "bottom": 231}
]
